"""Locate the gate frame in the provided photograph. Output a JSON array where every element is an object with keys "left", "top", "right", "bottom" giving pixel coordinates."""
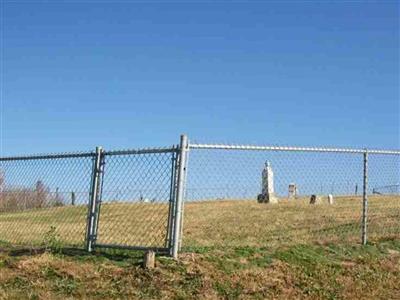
[{"left": 86, "top": 144, "right": 183, "bottom": 256}]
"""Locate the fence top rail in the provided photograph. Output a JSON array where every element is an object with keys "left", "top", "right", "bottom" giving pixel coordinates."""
[
  {"left": 104, "top": 146, "right": 178, "bottom": 156},
  {"left": 0, "top": 146, "right": 180, "bottom": 161},
  {"left": 1, "top": 143, "right": 398, "bottom": 161},
  {"left": 0, "top": 151, "right": 95, "bottom": 161},
  {"left": 188, "top": 143, "right": 400, "bottom": 155}
]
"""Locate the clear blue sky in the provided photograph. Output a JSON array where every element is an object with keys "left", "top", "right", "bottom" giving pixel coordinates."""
[{"left": 1, "top": 1, "right": 399, "bottom": 156}]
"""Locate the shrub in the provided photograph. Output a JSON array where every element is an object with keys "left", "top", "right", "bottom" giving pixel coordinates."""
[{"left": 0, "top": 180, "right": 64, "bottom": 212}]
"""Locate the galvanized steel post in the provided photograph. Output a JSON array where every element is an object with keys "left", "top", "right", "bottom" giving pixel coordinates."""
[
  {"left": 179, "top": 141, "right": 190, "bottom": 251},
  {"left": 86, "top": 146, "right": 103, "bottom": 252},
  {"left": 362, "top": 150, "right": 368, "bottom": 245},
  {"left": 92, "top": 151, "right": 105, "bottom": 248},
  {"left": 172, "top": 135, "right": 188, "bottom": 259}
]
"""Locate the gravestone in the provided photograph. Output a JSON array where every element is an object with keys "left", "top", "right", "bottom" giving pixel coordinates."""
[
  {"left": 310, "top": 194, "right": 322, "bottom": 205},
  {"left": 257, "top": 161, "right": 278, "bottom": 204},
  {"left": 288, "top": 183, "right": 298, "bottom": 200},
  {"left": 310, "top": 194, "right": 334, "bottom": 205}
]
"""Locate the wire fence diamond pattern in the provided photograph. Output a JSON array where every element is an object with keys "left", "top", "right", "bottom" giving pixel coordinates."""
[{"left": 0, "top": 136, "right": 399, "bottom": 258}]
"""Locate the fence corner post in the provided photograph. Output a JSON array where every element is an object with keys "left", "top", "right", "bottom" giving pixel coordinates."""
[
  {"left": 171, "top": 134, "right": 189, "bottom": 259},
  {"left": 362, "top": 150, "right": 368, "bottom": 245},
  {"left": 86, "top": 146, "right": 103, "bottom": 253}
]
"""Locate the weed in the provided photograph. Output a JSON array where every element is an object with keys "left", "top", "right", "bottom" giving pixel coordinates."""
[{"left": 42, "top": 226, "right": 63, "bottom": 253}]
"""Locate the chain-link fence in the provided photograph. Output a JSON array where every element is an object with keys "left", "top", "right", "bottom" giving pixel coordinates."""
[
  {"left": 0, "top": 136, "right": 399, "bottom": 257},
  {"left": 182, "top": 143, "right": 400, "bottom": 251},
  {"left": 0, "top": 143, "right": 186, "bottom": 257},
  {"left": 0, "top": 152, "right": 95, "bottom": 247},
  {"left": 368, "top": 154, "right": 400, "bottom": 241}
]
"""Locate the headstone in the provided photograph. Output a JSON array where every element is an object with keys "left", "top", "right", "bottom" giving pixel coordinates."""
[
  {"left": 288, "top": 183, "right": 298, "bottom": 200},
  {"left": 310, "top": 194, "right": 322, "bottom": 205},
  {"left": 257, "top": 161, "right": 278, "bottom": 204},
  {"left": 143, "top": 250, "right": 155, "bottom": 269},
  {"left": 327, "top": 194, "right": 334, "bottom": 205},
  {"left": 140, "top": 196, "right": 150, "bottom": 203}
]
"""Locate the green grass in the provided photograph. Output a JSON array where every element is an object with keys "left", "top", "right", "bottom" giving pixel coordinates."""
[{"left": 0, "top": 239, "right": 399, "bottom": 299}]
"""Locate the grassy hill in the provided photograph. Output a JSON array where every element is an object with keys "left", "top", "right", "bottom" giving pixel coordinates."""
[
  {"left": 0, "top": 195, "right": 399, "bottom": 299},
  {"left": 0, "top": 195, "right": 398, "bottom": 249}
]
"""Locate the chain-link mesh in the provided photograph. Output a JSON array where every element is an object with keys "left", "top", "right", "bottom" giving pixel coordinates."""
[
  {"left": 183, "top": 145, "right": 399, "bottom": 250},
  {"left": 0, "top": 142, "right": 398, "bottom": 254},
  {"left": 368, "top": 153, "right": 400, "bottom": 241},
  {"left": 95, "top": 149, "right": 177, "bottom": 249},
  {"left": 0, "top": 153, "right": 94, "bottom": 247}
]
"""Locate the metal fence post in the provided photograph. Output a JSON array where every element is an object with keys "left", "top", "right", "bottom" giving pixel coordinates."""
[
  {"left": 92, "top": 151, "right": 105, "bottom": 247},
  {"left": 171, "top": 134, "right": 189, "bottom": 259},
  {"left": 362, "top": 150, "right": 368, "bottom": 245},
  {"left": 179, "top": 141, "right": 190, "bottom": 251},
  {"left": 86, "top": 146, "right": 104, "bottom": 252}
]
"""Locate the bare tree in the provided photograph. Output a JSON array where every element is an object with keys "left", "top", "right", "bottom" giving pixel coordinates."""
[{"left": 35, "top": 180, "right": 48, "bottom": 208}]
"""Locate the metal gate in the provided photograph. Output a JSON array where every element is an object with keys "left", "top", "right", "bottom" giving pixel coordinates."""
[{"left": 86, "top": 138, "right": 188, "bottom": 256}]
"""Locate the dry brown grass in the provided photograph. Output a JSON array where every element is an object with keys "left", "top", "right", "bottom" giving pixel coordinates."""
[
  {"left": 183, "top": 195, "right": 400, "bottom": 249},
  {"left": 0, "top": 202, "right": 170, "bottom": 248},
  {"left": 0, "top": 195, "right": 399, "bottom": 299},
  {"left": 0, "top": 195, "right": 398, "bottom": 251}
]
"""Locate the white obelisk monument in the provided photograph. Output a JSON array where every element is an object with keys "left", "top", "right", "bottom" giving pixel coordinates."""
[{"left": 257, "top": 161, "right": 278, "bottom": 204}]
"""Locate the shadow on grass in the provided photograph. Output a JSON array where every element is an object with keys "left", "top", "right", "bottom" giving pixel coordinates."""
[{"left": 0, "top": 244, "right": 162, "bottom": 267}]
